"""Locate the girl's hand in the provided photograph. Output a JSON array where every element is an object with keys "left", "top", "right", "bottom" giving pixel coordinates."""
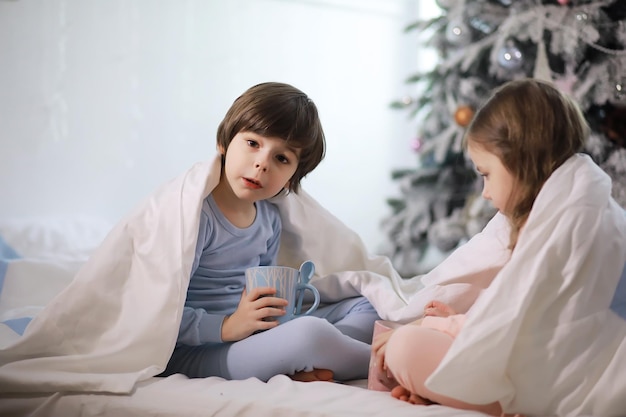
[
  {"left": 372, "top": 329, "right": 397, "bottom": 389},
  {"left": 221, "top": 287, "right": 288, "bottom": 342},
  {"left": 424, "top": 300, "right": 456, "bottom": 318}
]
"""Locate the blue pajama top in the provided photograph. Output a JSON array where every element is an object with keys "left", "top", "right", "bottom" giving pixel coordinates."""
[{"left": 177, "top": 194, "right": 281, "bottom": 345}]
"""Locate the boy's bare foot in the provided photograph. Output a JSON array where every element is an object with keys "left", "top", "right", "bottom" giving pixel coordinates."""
[
  {"left": 390, "top": 385, "right": 434, "bottom": 405},
  {"left": 290, "top": 368, "right": 334, "bottom": 382}
]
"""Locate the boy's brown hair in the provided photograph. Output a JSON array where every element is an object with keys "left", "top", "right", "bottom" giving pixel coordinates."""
[{"left": 216, "top": 82, "right": 326, "bottom": 193}]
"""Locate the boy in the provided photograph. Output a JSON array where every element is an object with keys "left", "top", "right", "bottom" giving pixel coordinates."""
[{"left": 163, "top": 82, "right": 380, "bottom": 382}]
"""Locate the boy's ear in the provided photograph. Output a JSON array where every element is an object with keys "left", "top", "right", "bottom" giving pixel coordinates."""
[{"left": 217, "top": 144, "right": 225, "bottom": 155}]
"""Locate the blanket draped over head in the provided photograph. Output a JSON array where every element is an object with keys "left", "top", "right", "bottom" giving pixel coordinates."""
[
  {"left": 426, "top": 154, "right": 626, "bottom": 416},
  {"left": 1, "top": 154, "right": 625, "bottom": 416}
]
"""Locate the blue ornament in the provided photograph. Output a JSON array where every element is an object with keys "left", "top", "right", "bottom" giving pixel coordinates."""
[{"left": 469, "top": 16, "right": 496, "bottom": 35}]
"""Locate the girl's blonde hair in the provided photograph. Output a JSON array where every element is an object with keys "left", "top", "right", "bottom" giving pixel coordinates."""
[{"left": 464, "top": 78, "right": 589, "bottom": 249}]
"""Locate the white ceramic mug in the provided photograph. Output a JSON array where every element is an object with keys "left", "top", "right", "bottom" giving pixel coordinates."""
[{"left": 245, "top": 260, "right": 320, "bottom": 324}]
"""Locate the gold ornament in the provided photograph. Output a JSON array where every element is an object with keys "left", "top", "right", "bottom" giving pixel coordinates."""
[{"left": 454, "top": 105, "right": 474, "bottom": 127}]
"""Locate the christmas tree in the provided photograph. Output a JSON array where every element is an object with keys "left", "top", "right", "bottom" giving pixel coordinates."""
[{"left": 382, "top": 0, "right": 626, "bottom": 277}]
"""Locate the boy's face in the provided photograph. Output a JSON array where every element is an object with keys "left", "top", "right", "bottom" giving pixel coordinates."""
[
  {"left": 468, "top": 142, "right": 515, "bottom": 216},
  {"left": 220, "top": 131, "right": 300, "bottom": 202}
]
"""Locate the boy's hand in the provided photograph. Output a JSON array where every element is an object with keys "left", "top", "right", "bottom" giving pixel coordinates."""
[
  {"left": 221, "top": 287, "right": 288, "bottom": 342},
  {"left": 424, "top": 300, "right": 456, "bottom": 318}
]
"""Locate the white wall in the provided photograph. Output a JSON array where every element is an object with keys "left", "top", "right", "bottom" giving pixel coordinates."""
[{"left": 0, "top": 0, "right": 436, "bottom": 253}]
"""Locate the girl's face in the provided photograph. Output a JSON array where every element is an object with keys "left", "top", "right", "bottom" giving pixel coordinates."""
[
  {"left": 467, "top": 142, "right": 515, "bottom": 215},
  {"left": 220, "top": 131, "right": 300, "bottom": 202}
]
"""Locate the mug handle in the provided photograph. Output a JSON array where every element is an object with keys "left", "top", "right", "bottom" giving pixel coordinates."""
[
  {"left": 294, "top": 283, "right": 320, "bottom": 316},
  {"left": 296, "top": 260, "right": 315, "bottom": 314}
]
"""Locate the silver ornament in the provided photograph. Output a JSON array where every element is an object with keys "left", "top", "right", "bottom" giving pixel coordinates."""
[
  {"left": 615, "top": 79, "right": 625, "bottom": 102},
  {"left": 497, "top": 41, "right": 523, "bottom": 70},
  {"left": 401, "top": 96, "right": 413, "bottom": 105},
  {"left": 445, "top": 17, "right": 471, "bottom": 46}
]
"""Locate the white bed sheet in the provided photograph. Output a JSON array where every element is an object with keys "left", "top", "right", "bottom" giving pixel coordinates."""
[
  {"left": 0, "top": 217, "right": 488, "bottom": 417},
  {"left": 0, "top": 375, "right": 490, "bottom": 417},
  {"left": 3, "top": 154, "right": 624, "bottom": 416}
]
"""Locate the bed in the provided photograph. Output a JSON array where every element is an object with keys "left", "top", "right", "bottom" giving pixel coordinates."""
[
  {"left": 1, "top": 155, "right": 625, "bottom": 417},
  {"left": 0, "top": 158, "right": 492, "bottom": 417},
  {"left": 0, "top": 204, "right": 487, "bottom": 417}
]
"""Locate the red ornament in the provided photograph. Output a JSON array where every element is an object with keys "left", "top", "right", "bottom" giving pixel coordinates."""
[{"left": 454, "top": 105, "right": 475, "bottom": 127}]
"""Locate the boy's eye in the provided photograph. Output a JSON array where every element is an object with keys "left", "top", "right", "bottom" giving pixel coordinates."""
[
  {"left": 276, "top": 155, "right": 290, "bottom": 164},
  {"left": 246, "top": 140, "right": 259, "bottom": 148}
]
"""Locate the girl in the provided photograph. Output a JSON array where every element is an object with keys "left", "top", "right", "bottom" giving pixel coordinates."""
[{"left": 373, "top": 78, "right": 626, "bottom": 415}]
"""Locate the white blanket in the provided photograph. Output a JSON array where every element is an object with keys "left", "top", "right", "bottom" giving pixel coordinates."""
[
  {"left": 0, "top": 155, "right": 506, "bottom": 394},
  {"left": 3, "top": 154, "right": 622, "bottom": 417},
  {"left": 426, "top": 154, "right": 626, "bottom": 416}
]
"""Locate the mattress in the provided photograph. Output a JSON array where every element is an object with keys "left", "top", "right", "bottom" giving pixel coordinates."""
[{"left": 0, "top": 217, "right": 487, "bottom": 417}]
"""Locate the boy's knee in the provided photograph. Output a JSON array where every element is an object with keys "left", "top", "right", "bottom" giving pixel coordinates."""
[
  {"left": 293, "top": 315, "right": 337, "bottom": 337},
  {"left": 284, "top": 316, "right": 340, "bottom": 351}
]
